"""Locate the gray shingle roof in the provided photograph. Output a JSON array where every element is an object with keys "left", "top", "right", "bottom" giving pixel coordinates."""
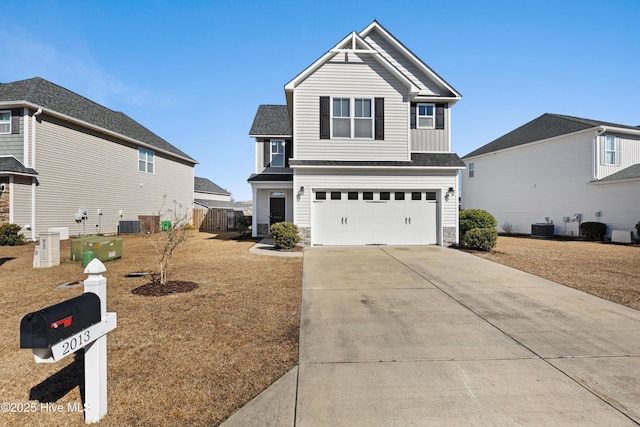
[
  {"left": 249, "top": 105, "right": 291, "bottom": 136},
  {"left": 247, "top": 173, "right": 293, "bottom": 182},
  {"left": 597, "top": 164, "right": 640, "bottom": 182},
  {"left": 0, "top": 157, "right": 38, "bottom": 175},
  {"left": 0, "top": 77, "right": 196, "bottom": 163},
  {"left": 289, "top": 153, "right": 465, "bottom": 168},
  {"left": 194, "top": 177, "right": 230, "bottom": 195},
  {"left": 463, "top": 113, "right": 640, "bottom": 159}
]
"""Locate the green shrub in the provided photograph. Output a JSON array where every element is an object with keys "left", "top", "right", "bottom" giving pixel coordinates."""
[
  {"left": 459, "top": 209, "right": 498, "bottom": 236},
  {"left": 270, "top": 222, "right": 300, "bottom": 249},
  {"left": 237, "top": 215, "right": 252, "bottom": 234},
  {"left": 463, "top": 227, "right": 498, "bottom": 251},
  {"left": 635, "top": 221, "right": 640, "bottom": 239},
  {"left": 580, "top": 221, "right": 607, "bottom": 241},
  {"left": 0, "top": 223, "right": 26, "bottom": 246}
]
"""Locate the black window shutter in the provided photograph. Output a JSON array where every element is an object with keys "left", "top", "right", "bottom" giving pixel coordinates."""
[
  {"left": 285, "top": 139, "right": 292, "bottom": 167},
  {"left": 263, "top": 139, "right": 270, "bottom": 167},
  {"left": 319, "top": 96, "right": 330, "bottom": 139},
  {"left": 11, "top": 109, "right": 21, "bottom": 134},
  {"left": 410, "top": 103, "right": 416, "bottom": 129},
  {"left": 374, "top": 98, "right": 384, "bottom": 140},
  {"left": 435, "top": 103, "right": 447, "bottom": 130}
]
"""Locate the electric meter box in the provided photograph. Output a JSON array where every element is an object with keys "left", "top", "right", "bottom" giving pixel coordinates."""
[{"left": 71, "top": 236, "right": 122, "bottom": 263}]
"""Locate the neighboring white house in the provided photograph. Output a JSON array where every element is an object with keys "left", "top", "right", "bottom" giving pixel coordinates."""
[
  {"left": 0, "top": 77, "right": 197, "bottom": 239},
  {"left": 461, "top": 113, "right": 640, "bottom": 238},
  {"left": 248, "top": 21, "right": 465, "bottom": 246}
]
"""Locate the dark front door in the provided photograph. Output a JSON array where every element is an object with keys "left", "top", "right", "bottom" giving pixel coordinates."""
[{"left": 269, "top": 198, "right": 285, "bottom": 226}]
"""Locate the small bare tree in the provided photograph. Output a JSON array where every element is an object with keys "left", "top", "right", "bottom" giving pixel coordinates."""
[{"left": 147, "top": 197, "right": 191, "bottom": 286}]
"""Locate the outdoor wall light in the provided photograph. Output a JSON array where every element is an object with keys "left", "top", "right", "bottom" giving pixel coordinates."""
[
  {"left": 299, "top": 186, "right": 305, "bottom": 193},
  {"left": 446, "top": 187, "right": 454, "bottom": 196}
]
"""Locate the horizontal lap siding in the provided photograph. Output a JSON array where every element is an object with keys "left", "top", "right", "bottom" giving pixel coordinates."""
[
  {"left": 11, "top": 176, "right": 33, "bottom": 228},
  {"left": 294, "top": 169, "right": 458, "bottom": 228},
  {"left": 461, "top": 132, "right": 640, "bottom": 236},
  {"left": 294, "top": 53, "right": 409, "bottom": 161},
  {"left": 33, "top": 119, "right": 193, "bottom": 236}
]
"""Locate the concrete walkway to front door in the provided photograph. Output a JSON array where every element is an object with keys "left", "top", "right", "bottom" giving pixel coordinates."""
[{"left": 223, "top": 246, "right": 640, "bottom": 426}]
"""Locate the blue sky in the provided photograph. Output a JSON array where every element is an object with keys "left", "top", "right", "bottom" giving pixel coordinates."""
[{"left": 2, "top": 1, "right": 639, "bottom": 201}]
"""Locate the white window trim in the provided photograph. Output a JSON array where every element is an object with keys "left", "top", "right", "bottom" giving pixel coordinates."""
[
  {"left": 417, "top": 103, "right": 435, "bottom": 129},
  {"left": 0, "top": 110, "right": 10, "bottom": 134},
  {"left": 331, "top": 97, "right": 374, "bottom": 139},
  {"left": 468, "top": 162, "right": 474, "bottom": 178},
  {"left": 270, "top": 140, "right": 285, "bottom": 167},
  {"left": 603, "top": 135, "right": 621, "bottom": 166},
  {"left": 138, "top": 148, "right": 155, "bottom": 174}
]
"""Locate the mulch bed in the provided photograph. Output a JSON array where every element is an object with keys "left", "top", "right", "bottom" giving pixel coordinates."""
[{"left": 131, "top": 280, "right": 199, "bottom": 296}]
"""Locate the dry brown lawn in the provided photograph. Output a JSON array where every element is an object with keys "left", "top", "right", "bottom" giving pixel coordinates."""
[
  {"left": 2, "top": 233, "right": 638, "bottom": 426},
  {"left": 0, "top": 231, "right": 302, "bottom": 426},
  {"left": 471, "top": 236, "right": 640, "bottom": 311}
]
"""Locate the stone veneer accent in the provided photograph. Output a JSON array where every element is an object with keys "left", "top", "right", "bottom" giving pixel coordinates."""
[
  {"left": 443, "top": 226, "right": 457, "bottom": 246},
  {"left": 257, "top": 223, "right": 269, "bottom": 236},
  {"left": 297, "top": 226, "right": 311, "bottom": 247},
  {"left": 0, "top": 178, "right": 9, "bottom": 224}
]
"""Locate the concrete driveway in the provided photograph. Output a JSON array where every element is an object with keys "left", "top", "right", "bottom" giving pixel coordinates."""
[{"left": 223, "top": 246, "right": 640, "bottom": 426}]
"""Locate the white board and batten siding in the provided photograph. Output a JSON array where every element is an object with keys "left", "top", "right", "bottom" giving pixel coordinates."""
[
  {"left": 293, "top": 52, "right": 410, "bottom": 162},
  {"left": 31, "top": 119, "right": 194, "bottom": 236},
  {"left": 597, "top": 133, "right": 640, "bottom": 179},
  {"left": 294, "top": 168, "right": 458, "bottom": 245},
  {"left": 462, "top": 130, "right": 640, "bottom": 236}
]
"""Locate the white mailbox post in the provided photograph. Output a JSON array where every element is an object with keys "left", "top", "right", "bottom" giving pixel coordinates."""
[
  {"left": 82, "top": 259, "right": 116, "bottom": 423},
  {"left": 20, "top": 258, "right": 117, "bottom": 424}
]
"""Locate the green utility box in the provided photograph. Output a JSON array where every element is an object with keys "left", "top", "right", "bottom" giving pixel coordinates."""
[
  {"left": 161, "top": 220, "right": 172, "bottom": 231},
  {"left": 71, "top": 236, "right": 122, "bottom": 263}
]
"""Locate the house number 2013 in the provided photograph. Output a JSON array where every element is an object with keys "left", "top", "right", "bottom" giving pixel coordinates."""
[{"left": 62, "top": 331, "right": 91, "bottom": 355}]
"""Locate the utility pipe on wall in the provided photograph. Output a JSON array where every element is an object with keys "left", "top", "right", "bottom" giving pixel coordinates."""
[{"left": 30, "top": 108, "right": 43, "bottom": 241}]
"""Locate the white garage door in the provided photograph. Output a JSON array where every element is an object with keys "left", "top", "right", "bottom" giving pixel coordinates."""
[{"left": 312, "top": 190, "right": 438, "bottom": 246}]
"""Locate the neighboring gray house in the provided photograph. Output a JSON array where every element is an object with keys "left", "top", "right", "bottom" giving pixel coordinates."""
[
  {"left": 461, "top": 113, "right": 640, "bottom": 238},
  {"left": 0, "top": 77, "right": 197, "bottom": 240},
  {"left": 248, "top": 21, "right": 465, "bottom": 246},
  {"left": 194, "top": 176, "right": 232, "bottom": 207}
]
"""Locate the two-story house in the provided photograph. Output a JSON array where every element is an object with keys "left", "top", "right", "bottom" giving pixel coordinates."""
[
  {"left": 0, "top": 77, "right": 197, "bottom": 240},
  {"left": 461, "top": 113, "right": 640, "bottom": 238},
  {"left": 248, "top": 21, "right": 464, "bottom": 246}
]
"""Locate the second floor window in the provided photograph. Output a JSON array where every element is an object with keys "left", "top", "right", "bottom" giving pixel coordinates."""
[
  {"left": 468, "top": 162, "right": 474, "bottom": 178},
  {"left": 138, "top": 148, "right": 154, "bottom": 173},
  {"left": 271, "top": 140, "right": 285, "bottom": 167},
  {"left": 603, "top": 135, "right": 620, "bottom": 166},
  {"left": 0, "top": 111, "right": 10, "bottom": 134},
  {"left": 417, "top": 103, "right": 435, "bottom": 129},
  {"left": 332, "top": 97, "right": 373, "bottom": 139}
]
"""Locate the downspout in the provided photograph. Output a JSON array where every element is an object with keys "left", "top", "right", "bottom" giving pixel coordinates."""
[
  {"left": 593, "top": 126, "right": 606, "bottom": 181},
  {"left": 31, "top": 108, "right": 43, "bottom": 241}
]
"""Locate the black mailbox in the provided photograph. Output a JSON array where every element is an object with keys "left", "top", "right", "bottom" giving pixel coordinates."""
[{"left": 20, "top": 293, "right": 101, "bottom": 349}]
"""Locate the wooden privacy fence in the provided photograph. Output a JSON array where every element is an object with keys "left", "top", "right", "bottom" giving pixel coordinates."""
[{"left": 193, "top": 208, "right": 243, "bottom": 232}]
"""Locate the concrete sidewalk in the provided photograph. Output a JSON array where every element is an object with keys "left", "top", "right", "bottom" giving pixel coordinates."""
[{"left": 223, "top": 246, "right": 640, "bottom": 426}]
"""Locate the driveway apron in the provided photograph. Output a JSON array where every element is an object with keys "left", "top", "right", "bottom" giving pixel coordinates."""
[{"left": 223, "top": 245, "right": 640, "bottom": 426}]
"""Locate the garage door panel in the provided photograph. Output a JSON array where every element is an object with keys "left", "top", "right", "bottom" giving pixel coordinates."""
[{"left": 312, "top": 191, "right": 438, "bottom": 246}]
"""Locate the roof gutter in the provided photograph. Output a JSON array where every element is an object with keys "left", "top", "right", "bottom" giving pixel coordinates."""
[{"left": 30, "top": 108, "right": 43, "bottom": 241}]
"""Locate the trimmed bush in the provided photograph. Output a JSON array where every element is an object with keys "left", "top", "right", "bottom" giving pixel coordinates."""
[
  {"left": 464, "top": 227, "right": 498, "bottom": 251},
  {"left": 270, "top": 222, "right": 300, "bottom": 249},
  {"left": 580, "top": 221, "right": 607, "bottom": 241},
  {"left": 459, "top": 209, "right": 498, "bottom": 236},
  {"left": 0, "top": 223, "right": 26, "bottom": 246}
]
